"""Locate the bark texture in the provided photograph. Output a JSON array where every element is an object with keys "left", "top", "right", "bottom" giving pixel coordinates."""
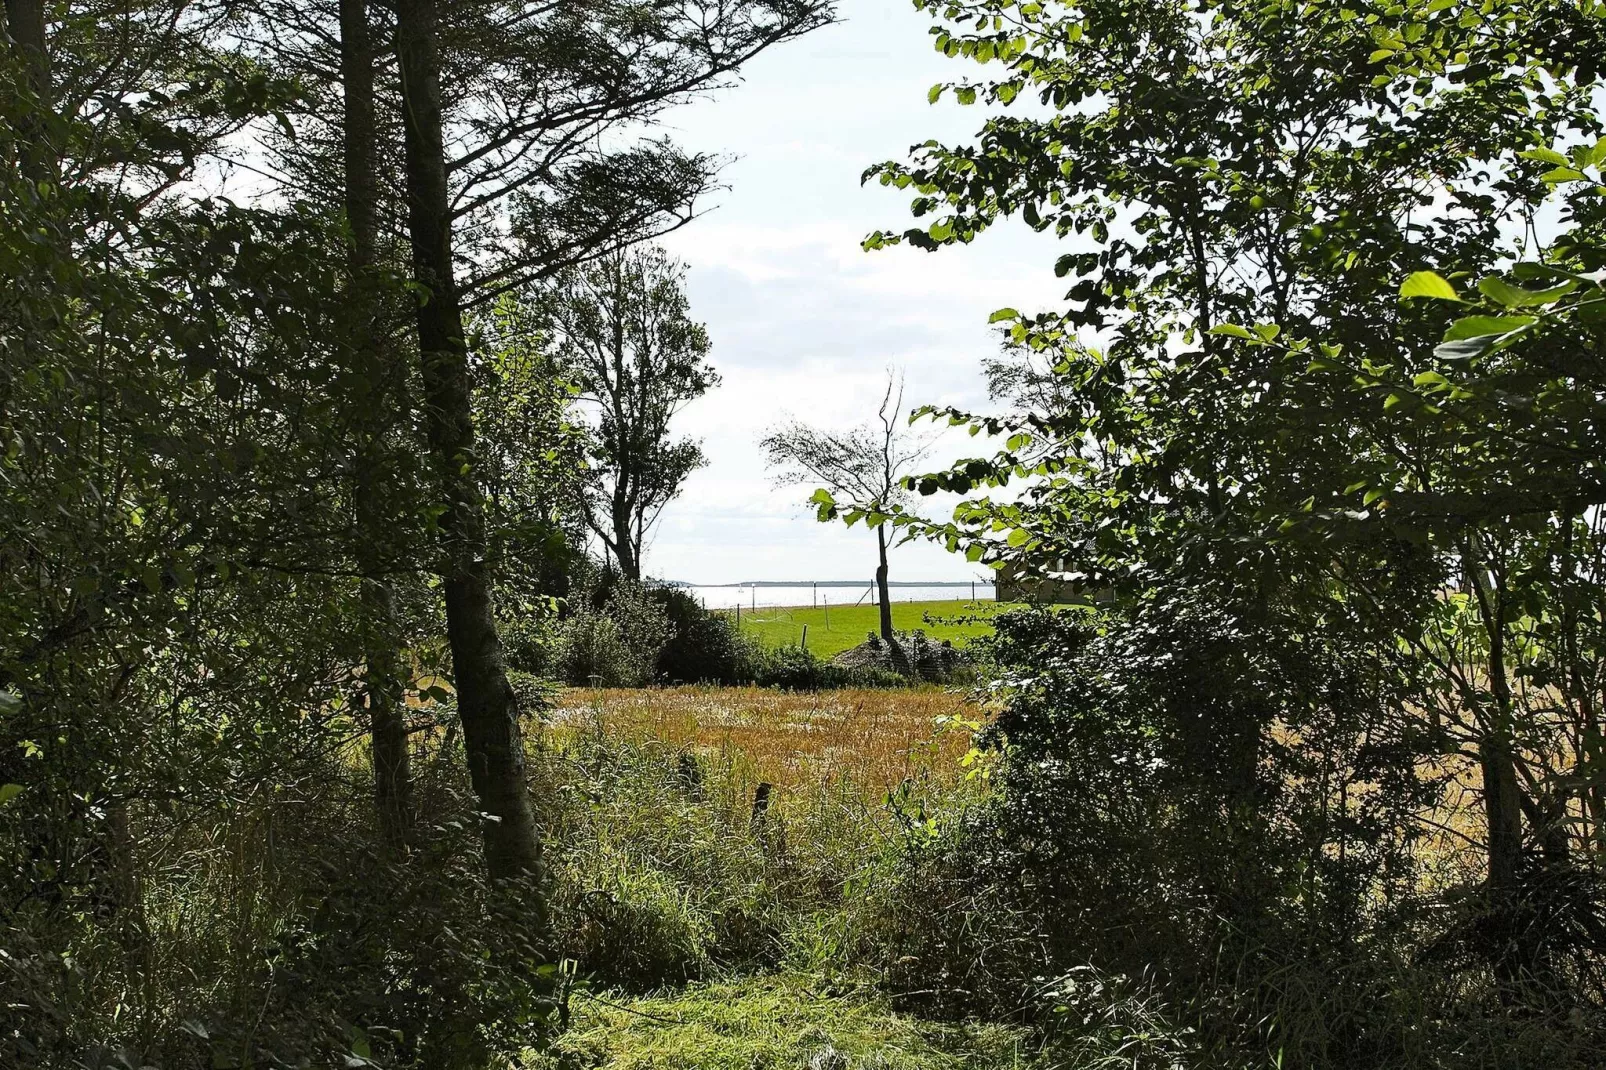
[
  {"left": 5, "top": 0, "right": 53, "bottom": 181},
  {"left": 341, "top": 0, "right": 413, "bottom": 849},
  {"left": 393, "top": 0, "right": 541, "bottom": 881}
]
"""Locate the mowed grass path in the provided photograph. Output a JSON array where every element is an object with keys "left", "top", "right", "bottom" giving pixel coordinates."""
[{"left": 729, "top": 598, "right": 1011, "bottom": 657}]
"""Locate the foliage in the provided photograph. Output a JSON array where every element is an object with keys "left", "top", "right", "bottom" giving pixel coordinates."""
[
  {"left": 651, "top": 586, "right": 750, "bottom": 684},
  {"left": 557, "top": 580, "right": 674, "bottom": 688},
  {"left": 2, "top": 0, "right": 835, "bottom": 1061},
  {"left": 830, "top": 2, "right": 1606, "bottom": 1060},
  {"left": 474, "top": 292, "right": 590, "bottom": 601},
  {"left": 1, "top": 735, "right": 558, "bottom": 1070},
  {"left": 766, "top": 369, "right": 934, "bottom": 644},
  {"left": 551, "top": 246, "right": 720, "bottom": 580},
  {"left": 868, "top": 0, "right": 1606, "bottom": 1018}
]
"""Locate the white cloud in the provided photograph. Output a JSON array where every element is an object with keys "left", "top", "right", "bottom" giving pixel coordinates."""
[{"left": 633, "top": 0, "right": 1067, "bottom": 584}]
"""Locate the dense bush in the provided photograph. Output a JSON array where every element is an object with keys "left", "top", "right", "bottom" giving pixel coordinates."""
[
  {"left": 863, "top": 596, "right": 1606, "bottom": 1068},
  {"left": 0, "top": 733, "right": 560, "bottom": 1070},
  {"left": 556, "top": 579, "right": 673, "bottom": 687},
  {"left": 651, "top": 586, "right": 749, "bottom": 684}
]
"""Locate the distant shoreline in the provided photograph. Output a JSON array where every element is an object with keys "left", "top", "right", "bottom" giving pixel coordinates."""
[{"left": 668, "top": 580, "right": 994, "bottom": 589}]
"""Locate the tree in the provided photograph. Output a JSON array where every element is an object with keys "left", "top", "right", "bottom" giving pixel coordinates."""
[
  {"left": 387, "top": 0, "right": 830, "bottom": 882},
  {"left": 868, "top": 0, "right": 1605, "bottom": 989},
  {"left": 550, "top": 246, "right": 717, "bottom": 581},
  {"left": 762, "top": 371, "right": 929, "bottom": 644},
  {"left": 393, "top": 0, "right": 543, "bottom": 883},
  {"left": 338, "top": 0, "right": 414, "bottom": 848}
]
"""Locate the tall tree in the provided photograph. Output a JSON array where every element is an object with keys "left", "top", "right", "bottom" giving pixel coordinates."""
[
  {"left": 870, "top": 0, "right": 1604, "bottom": 965},
  {"left": 550, "top": 246, "right": 717, "bottom": 580},
  {"left": 762, "top": 371, "right": 928, "bottom": 644},
  {"left": 393, "top": 0, "right": 541, "bottom": 882},
  {"left": 339, "top": 0, "right": 412, "bottom": 848}
]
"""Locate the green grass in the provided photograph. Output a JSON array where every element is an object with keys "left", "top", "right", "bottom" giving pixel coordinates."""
[
  {"left": 729, "top": 599, "right": 1011, "bottom": 658},
  {"left": 532, "top": 973, "right": 1042, "bottom": 1070}
]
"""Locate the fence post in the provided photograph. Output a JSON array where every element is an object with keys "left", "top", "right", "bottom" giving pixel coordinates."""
[
  {"left": 750, "top": 782, "right": 773, "bottom": 832},
  {"left": 801, "top": 624, "right": 808, "bottom": 652}
]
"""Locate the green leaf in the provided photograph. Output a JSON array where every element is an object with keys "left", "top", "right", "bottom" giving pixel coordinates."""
[
  {"left": 1540, "top": 166, "right": 1588, "bottom": 183},
  {"left": 1208, "top": 323, "right": 1256, "bottom": 340},
  {"left": 1434, "top": 336, "right": 1496, "bottom": 361},
  {"left": 1477, "top": 277, "right": 1577, "bottom": 307},
  {"left": 0, "top": 783, "right": 23, "bottom": 806},
  {"left": 1519, "top": 147, "right": 1569, "bottom": 166},
  {"left": 1399, "top": 271, "right": 1462, "bottom": 301},
  {"left": 1442, "top": 314, "right": 1537, "bottom": 340},
  {"left": 988, "top": 307, "right": 1021, "bottom": 324}
]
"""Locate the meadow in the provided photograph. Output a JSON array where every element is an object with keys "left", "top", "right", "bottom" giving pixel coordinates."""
[
  {"left": 528, "top": 685, "right": 1030, "bottom": 1069},
  {"left": 730, "top": 599, "right": 1012, "bottom": 658}
]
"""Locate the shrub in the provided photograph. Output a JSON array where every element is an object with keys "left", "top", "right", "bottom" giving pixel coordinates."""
[
  {"left": 557, "top": 579, "right": 672, "bottom": 686},
  {"left": 746, "top": 645, "right": 856, "bottom": 690},
  {"left": 874, "top": 593, "right": 1454, "bottom": 1065},
  {"left": 555, "top": 846, "right": 715, "bottom": 988},
  {"left": 557, "top": 605, "right": 630, "bottom": 686},
  {"left": 652, "top": 586, "right": 748, "bottom": 684}
]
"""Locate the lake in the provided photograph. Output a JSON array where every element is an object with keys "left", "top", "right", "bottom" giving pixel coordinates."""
[{"left": 673, "top": 582, "right": 997, "bottom": 610}]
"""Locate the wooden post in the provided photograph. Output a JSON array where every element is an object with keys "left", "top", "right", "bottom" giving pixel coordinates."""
[
  {"left": 801, "top": 624, "right": 808, "bottom": 652},
  {"left": 750, "top": 782, "right": 773, "bottom": 833}
]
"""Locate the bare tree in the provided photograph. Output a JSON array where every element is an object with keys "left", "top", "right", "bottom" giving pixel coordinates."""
[
  {"left": 551, "top": 246, "right": 717, "bottom": 580},
  {"left": 761, "top": 370, "right": 930, "bottom": 644}
]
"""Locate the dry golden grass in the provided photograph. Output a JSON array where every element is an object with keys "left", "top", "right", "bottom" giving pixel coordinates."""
[{"left": 544, "top": 686, "right": 980, "bottom": 803}]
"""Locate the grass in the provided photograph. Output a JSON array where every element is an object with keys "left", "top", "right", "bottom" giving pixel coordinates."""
[
  {"left": 547, "top": 686, "right": 980, "bottom": 804},
  {"left": 728, "top": 599, "right": 1013, "bottom": 658},
  {"left": 532, "top": 973, "right": 1041, "bottom": 1069}
]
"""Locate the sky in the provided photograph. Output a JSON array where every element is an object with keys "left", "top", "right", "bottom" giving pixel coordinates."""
[{"left": 640, "top": 0, "right": 1069, "bottom": 585}]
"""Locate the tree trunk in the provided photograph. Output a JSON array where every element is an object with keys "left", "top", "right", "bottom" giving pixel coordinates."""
[
  {"left": 340, "top": 0, "right": 414, "bottom": 851},
  {"left": 875, "top": 525, "right": 893, "bottom": 643},
  {"left": 393, "top": 0, "right": 541, "bottom": 882},
  {"left": 5, "top": 0, "right": 54, "bottom": 182},
  {"left": 611, "top": 496, "right": 640, "bottom": 580}
]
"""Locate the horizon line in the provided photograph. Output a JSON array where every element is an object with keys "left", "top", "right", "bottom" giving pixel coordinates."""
[{"left": 664, "top": 579, "right": 996, "bottom": 588}]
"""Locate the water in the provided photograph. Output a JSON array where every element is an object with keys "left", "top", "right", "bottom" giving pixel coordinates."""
[{"left": 674, "top": 583, "right": 996, "bottom": 610}]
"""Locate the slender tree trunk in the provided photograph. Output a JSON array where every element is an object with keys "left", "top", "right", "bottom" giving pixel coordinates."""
[
  {"left": 393, "top": 0, "right": 541, "bottom": 882},
  {"left": 5, "top": 0, "right": 53, "bottom": 182},
  {"left": 340, "top": 0, "right": 414, "bottom": 851},
  {"left": 875, "top": 525, "right": 893, "bottom": 643},
  {"left": 611, "top": 494, "right": 639, "bottom": 580},
  {"left": 1472, "top": 562, "right": 1525, "bottom": 899},
  {"left": 1481, "top": 722, "right": 1525, "bottom": 900}
]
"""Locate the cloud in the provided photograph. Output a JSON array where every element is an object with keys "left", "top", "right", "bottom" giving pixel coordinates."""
[{"left": 622, "top": 1, "right": 1069, "bottom": 585}]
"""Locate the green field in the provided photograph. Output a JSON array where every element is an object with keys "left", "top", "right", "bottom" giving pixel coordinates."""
[{"left": 730, "top": 598, "right": 1009, "bottom": 658}]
